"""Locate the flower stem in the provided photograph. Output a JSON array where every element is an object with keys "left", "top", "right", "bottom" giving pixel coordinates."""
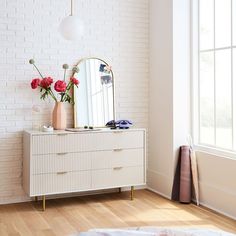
[
  {"left": 63, "top": 69, "right": 66, "bottom": 81},
  {"left": 66, "top": 81, "right": 72, "bottom": 90},
  {"left": 61, "top": 93, "right": 65, "bottom": 102},
  {"left": 49, "top": 88, "right": 57, "bottom": 102},
  {"left": 33, "top": 63, "right": 44, "bottom": 79}
]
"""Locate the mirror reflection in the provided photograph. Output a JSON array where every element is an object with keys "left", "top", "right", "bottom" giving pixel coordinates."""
[{"left": 73, "top": 58, "right": 115, "bottom": 127}]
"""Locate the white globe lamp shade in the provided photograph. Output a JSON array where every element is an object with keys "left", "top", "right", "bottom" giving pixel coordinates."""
[{"left": 59, "top": 15, "right": 84, "bottom": 40}]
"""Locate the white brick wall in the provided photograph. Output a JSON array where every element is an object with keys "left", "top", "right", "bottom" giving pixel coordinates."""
[{"left": 0, "top": 0, "right": 149, "bottom": 204}]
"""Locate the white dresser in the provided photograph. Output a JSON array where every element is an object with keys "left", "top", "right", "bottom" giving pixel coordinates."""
[{"left": 23, "top": 128, "right": 146, "bottom": 210}]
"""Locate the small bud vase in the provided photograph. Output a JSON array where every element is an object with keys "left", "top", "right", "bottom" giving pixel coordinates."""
[{"left": 52, "top": 102, "right": 66, "bottom": 130}]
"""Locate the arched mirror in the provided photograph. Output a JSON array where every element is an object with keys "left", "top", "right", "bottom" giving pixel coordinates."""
[{"left": 72, "top": 57, "right": 115, "bottom": 128}]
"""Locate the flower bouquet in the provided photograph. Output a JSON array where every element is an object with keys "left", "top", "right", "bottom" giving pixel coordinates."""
[{"left": 29, "top": 59, "right": 79, "bottom": 130}]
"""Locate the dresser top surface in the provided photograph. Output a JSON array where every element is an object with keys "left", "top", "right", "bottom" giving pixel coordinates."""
[{"left": 24, "top": 128, "right": 146, "bottom": 136}]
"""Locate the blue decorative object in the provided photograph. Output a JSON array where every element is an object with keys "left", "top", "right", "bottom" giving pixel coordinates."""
[
  {"left": 106, "top": 120, "right": 133, "bottom": 129},
  {"left": 105, "top": 120, "right": 116, "bottom": 128},
  {"left": 99, "top": 64, "right": 106, "bottom": 72},
  {"left": 101, "top": 75, "right": 112, "bottom": 85},
  {"left": 116, "top": 120, "right": 133, "bottom": 129}
]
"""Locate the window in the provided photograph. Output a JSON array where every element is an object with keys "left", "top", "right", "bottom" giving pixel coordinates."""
[{"left": 192, "top": 0, "right": 236, "bottom": 154}]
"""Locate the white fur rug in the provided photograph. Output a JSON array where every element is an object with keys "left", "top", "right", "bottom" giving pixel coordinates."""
[{"left": 77, "top": 227, "right": 236, "bottom": 236}]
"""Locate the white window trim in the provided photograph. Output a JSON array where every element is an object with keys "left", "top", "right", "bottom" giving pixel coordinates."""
[
  {"left": 194, "top": 144, "right": 236, "bottom": 160},
  {"left": 191, "top": 0, "right": 236, "bottom": 159},
  {"left": 191, "top": 0, "right": 199, "bottom": 146}
]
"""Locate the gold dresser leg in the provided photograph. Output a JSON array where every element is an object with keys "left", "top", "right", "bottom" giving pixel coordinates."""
[
  {"left": 131, "top": 186, "right": 134, "bottom": 200},
  {"left": 35, "top": 196, "right": 38, "bottom": 202},
  {"left": 42, "top": 196, "right": 46, "bottom": 211}
]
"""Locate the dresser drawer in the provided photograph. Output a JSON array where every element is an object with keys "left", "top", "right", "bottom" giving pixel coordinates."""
[
  {"left": 32, "top": 152, "right": 91, "bottom": 174},
  {"left": 91, "top": 148, "right": 144, "bottom": 170},
  {"left": 31, "top": 130, "right": 144, "bottom": 155},
  {"left": 91, "top": 166, "right": 144, "bottom": 189},
  {"left": 30, "top": 171, "right": 91, "bottom": 196}
]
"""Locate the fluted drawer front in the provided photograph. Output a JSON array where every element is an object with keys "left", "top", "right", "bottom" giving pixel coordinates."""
[
  {"left": 91, "top": 148, "right": 144, "bottom": 170},
  {"left": 32, "top": 153, "right": 91, "bottom": 174},
  {"left": 32, "top": 130, "right": 144, "bottom": 155},
  {"left": 91, "top": 166, "right": 144, "bottom": 189},
  {"left": 30, "top": 171, "right": 91, "bottom": 196}
]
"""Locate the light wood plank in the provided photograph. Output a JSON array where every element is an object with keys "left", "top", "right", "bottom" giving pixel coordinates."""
[{"left": 0, "top": 190, "right": 235, "bottom": 236}]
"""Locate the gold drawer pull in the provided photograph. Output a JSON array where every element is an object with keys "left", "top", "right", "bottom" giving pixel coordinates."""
[
  {"left": 57, "top": 171, "right": 68, "bottom": 175},
  {"left": 57, "top": 152, "right": 68, "bottom": 156},
  {"left": 113, "top": 167, "right": 123, "bottom": 170},
  {"left": 113, "top": 148, "right": 123, "bottom": 152}
]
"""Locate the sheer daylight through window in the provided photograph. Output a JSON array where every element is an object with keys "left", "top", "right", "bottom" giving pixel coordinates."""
[{"left": 193, "top": 0, "right": 236, "bottom": 153}]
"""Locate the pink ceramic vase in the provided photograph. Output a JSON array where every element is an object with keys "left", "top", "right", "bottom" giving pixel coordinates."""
[{"left": 52, "top": 102, "right": 66, "bottom": 130}]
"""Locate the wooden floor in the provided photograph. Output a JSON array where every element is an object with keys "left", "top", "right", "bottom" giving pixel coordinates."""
[{"left": 0, "top": 189, "right": 235, "bottom": 236}]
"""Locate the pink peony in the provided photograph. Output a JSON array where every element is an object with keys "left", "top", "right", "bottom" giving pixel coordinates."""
[
  {"left": 31, "top": 78, "right": 41, "bottom": 89},
  {"left": 70, "top": 77, "right": 79, "bottom": 86},
  {"left": 40, "top": 77, "right": 53, "bottom": 89},
  {"left": 54, "top": 80, "right": 67, "bottom": 92}
]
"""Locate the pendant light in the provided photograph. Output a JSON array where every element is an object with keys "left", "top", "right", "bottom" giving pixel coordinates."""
[{"left": 59, "top": 0, "right": 84, "bottom": 40}]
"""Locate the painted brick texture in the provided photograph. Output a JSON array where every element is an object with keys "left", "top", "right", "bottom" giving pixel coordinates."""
[{"left": 0, "top": 0, "right": 149, "bottom": 204}]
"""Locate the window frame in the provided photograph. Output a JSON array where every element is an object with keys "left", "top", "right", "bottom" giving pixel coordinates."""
[{"left": 191, "top": 0, "right": 236, "bottom": 159}]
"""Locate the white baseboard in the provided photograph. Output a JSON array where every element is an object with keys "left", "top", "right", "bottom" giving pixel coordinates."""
[
  {"left": 198, "top": 200, "right": 236, "bottom": 221},
  {"left": 2, "top": 185, "right": 235, "bottom": 221},
  {"left": 146, "top": 187, "right": 171, "bottom": 200},
  {"left": 0, "top": 186, "right": 147, "bottom": 205},
  {"left": 0, "top": 197, "right": 31, "bottom": 205},
  {"left": 146, "top": 169, "right": 173, "bottom": 197},
  {"left": 122, "top": 185, "right": 147, "bottom": 191},
  {"left": 147, "top": 187, "right": 236, "bottom": 221}
]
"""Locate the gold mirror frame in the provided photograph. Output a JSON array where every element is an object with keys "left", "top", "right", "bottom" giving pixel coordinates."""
[{"left": 72, "top": 57, "right": 116, "bottom": 128}]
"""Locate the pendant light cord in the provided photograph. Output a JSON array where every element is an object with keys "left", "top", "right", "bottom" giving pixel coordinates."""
[{"left": 70, "top": 0, "right": 73, "bottom": 16}]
